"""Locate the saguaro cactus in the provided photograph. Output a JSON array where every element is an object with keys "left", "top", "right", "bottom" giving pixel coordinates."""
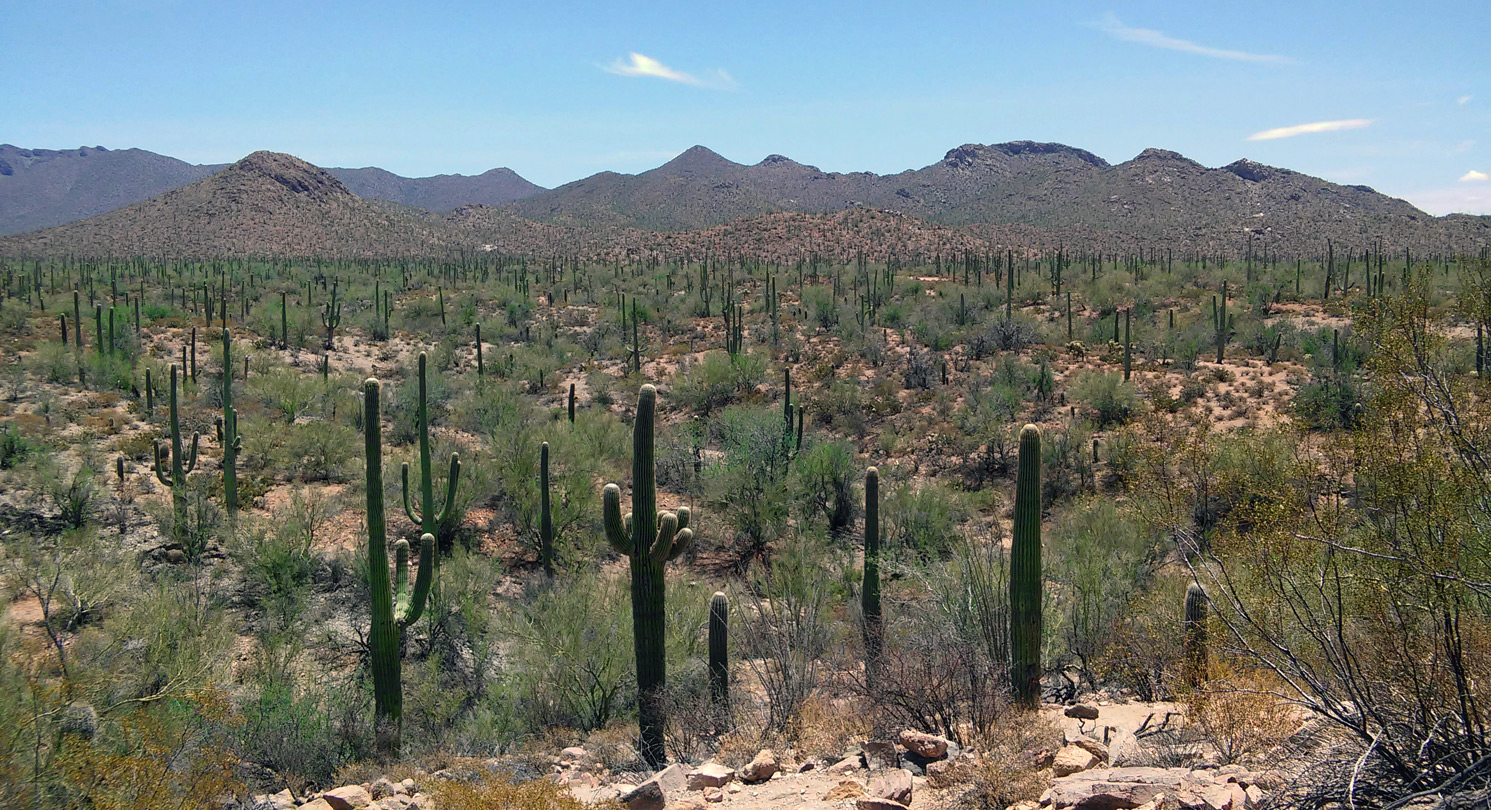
[
  {"left": 1184, "top": 583, "right": 1210, "bottom": 687},
  {"left": 603, "top": 384, "right": 695, "bottom": 767},
  {"left": 218, "top": 328, "right": 242, "bottom": 516},
  {"left": 568, "top": 382, "right": 576, "bottom": 424},
  {"left": 321, "top": 281, "right": 342, "bottom": 350},
  {"left": 401, "top": 352, "right": 462, "bottom": 553},
  {"left": 363, "top": 377, "right": 436, "bottom": 759},
  {"left": 539, "top": 441, "right": 554, "bottom": 575},
  {"left": 1010, "top": 424, "right": 1042, "bottom": 708},
  {"left": 153, "top": 365, "right": 200, "bottom": 545},
  {"left": 1215, "top": 282, "right": 1228, "bottom": 364},
  {"left": 709, "top": 591, "right": 730, "bottom": 721},
  {"left": 863, "top": 466, "right": 883, "bottom": 690}
]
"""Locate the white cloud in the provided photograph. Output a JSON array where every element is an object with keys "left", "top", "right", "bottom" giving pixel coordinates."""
[
  {"left": 1458, "top": 94, "right": 1474, "bottom": 106},
  {"left": 1402, "top": 185, "right": 1491, "bottom": 216},
  {"left": 1461, "top": 170, "right": 1490, "bottom": 183},
  {"left": 602, "top": 53, "right": 736, "bottom": 90},
  {"left": 1095, "top": 13, "right": 1294, "bottom": 64},
  {"left": 1247, "top": 119, "right": 1374, "bottom": 141}
]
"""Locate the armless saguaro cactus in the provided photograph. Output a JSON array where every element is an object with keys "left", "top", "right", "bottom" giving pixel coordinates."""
[
  {"left": 401, "top": 352, "right": 461, "bottom": 554},
  {"left": 539, "top": 441, "right": 554, "bottom": 575},
  {"left": 218, "top": 328, "right": 243, "bottom": 516},
  {"left": 363, "top": 377, "right": 436, "bottom": 760},
  {"left": 862, "top": 467, "right": 883, "bottom": 691},
  {"left": 1010, "top": 424, "right": 1042, "bottom": 708},
  {"left": 709, "top": 591, "right": 730, "bottom": 723},
  {"left": 153, "top": 365, "right": 200, "bottom": 545},
  {"left": 603, "top": 384, "right": 694, "bottom": 768},
  {"left": 1184, "top": 583, "right": 1210, "bottom": 688}
]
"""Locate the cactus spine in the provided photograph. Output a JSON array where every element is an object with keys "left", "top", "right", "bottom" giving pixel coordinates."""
[
  {"left": 363, "top": 377, "right": 436, "bottom": 759},
  {"left": 603, "top": 384, "right": 694, "bottom": 767},
  {"left": 401, "top": 352, "right": 462, "bottom": 553},
  {"left": 1184, "top": 583, "right": 1209, "bottom": 687},
  {"left": 153, "top": 365, "right": 200, "bottom": 545},
  {"left": 539, "top": 441, "right": 554, "bottom": 575},
  {"left": 862, "top": 466, "right": 882, "bottom": 689},
  {"left": 219, "top": 328, "right": 242, "bottom": 516},
  {"left": 709, "top": 591, "right": 730, "bottom": 722},
  {"left": 1010, "top": 424, "right": 1042, "bottom": 707}
]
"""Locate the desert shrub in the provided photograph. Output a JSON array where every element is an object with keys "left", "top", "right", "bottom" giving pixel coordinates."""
[
  {"left": 236, "top": 679, "right": 361, "bottom": 793},
  {"left": 387, "top": 365, "right": 451, "bottom": 446},
  {"left": 0, "top": 423, "right": 31, "bottom": 469},
  {"left": 283, "top": 420, "right": 358, "bottom": 483},
  {"left": 672, "top": 351, "right": 765, "bottom": 414},
  {"left": 737, "top": 536, "right": 833, "bottom": 736},
  {"left": 978, "top": 316, "right": 1040, "bottom": 354},
  {"left": 1070, "top": 370, "right": 1139, "bottom": 428},
  {"left": 882, "top": 480, "right": 970, "bottom": 562},
  {"left": 432, "top": 773, "right": 623, "bottom": 810},
  {"left": 27, "top": 342, "right": 77, "bottom": 384},
  {"left": 249, "top": 366, "right": 322, "bottom": 423},
  {"left": 902, "top": 346, "right": 937, "bottom": 390},
  {"left": 948, "top": 710, "right": 1061, "bottom": 810},
  {"left": 1292, "top": 371, "right": 1363, "bottom": 430},
  {"left": 33, "top": 455, "right": 96, "bottom": 530},
  {"left": 1046, "top": 499, "right": 1153, "bottom": 679},
  {"left": 708, "top": 405, "right": 794, "bottom": 561},
  {"left": 1186, "top": 667, "right": 1299, "bottom": 765},
  {"left": 1096, "top": 573, "right": 1189, "bottom": 701},
  {"left": 791, "top": 439, "right": 857, "bottom": 536},
  {"left": 233, "top": 490, "right": 327, "bottom": 630}
]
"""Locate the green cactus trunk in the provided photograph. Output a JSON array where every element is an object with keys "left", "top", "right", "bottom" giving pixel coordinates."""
[
  {"left": 1216, "top": 282, "right": 1228, "bottom": 364},
  {"left": 1123, "top": 307, "right": 1132, "bottom": 381},
  {"left": 401, "top": 352, "right": 462, "bottom": 556},
  {"left": 152, "top": 365, "right": 200, "bottom": 547},
  {"left": 1184, "top": 583, "right": 1209, "bottom": 688},
  {"left": 475, "top": 324, "right": 484, "bottom": 378},
  {"left": 72, "top": 290, "right": 82, "bottom": 351},
  {"left": 568, "top": 382, "right": 576, "bottom": 424},
  {"left": 539, "top": 441, "right": 554, "bottom": 575},
  {"left": 709, "top": 591, "right": 730, "bottom": 723},
  {"left": 221, "top": 329, "right": 240, "bottom": 516},
  {"left": 604, "top": 385, "right": 694, "bottom": 768},
  {"left": 281, "top": 291, "right": 288, "bottom": 348},
  {"left": 1010, "top": 424, "right": 1042, "bottom": 708},
  {"left": 364, "top": 376, "right": 437, "bottom": 760},
  {"left": 862, "top": 467, "right": 882, "bottom": 690}
]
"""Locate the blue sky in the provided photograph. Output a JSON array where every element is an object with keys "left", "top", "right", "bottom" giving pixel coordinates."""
[{"left": 4, "top": 1, "right": 1488, "bottom": 213}]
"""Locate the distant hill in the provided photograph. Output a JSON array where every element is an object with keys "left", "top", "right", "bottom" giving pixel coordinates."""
[
  {"left": 0, "top": 145, "right": 226, "bottom": 236},
  {"left": 0, "top": 145, "right": 545, "bottom": 236},
  {"left": 328, "top": 166, "right": 544, "bottom": 212},
  {"left": 0, "top": 151, "right": 468, "bottom": 258},
  {"left": 509, "top": 142, "right": 1489, "bottom": 254}
]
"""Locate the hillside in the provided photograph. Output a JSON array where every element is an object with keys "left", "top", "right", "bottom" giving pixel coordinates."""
[
  {"left": 0, "top": 151, "right": 469, "bottom": 257},
  {"left": 328, "top": 165, "right": 545, "bottom": 211},
  {"left": 0, "top": 144, "right": 226, "bottom": 236}
]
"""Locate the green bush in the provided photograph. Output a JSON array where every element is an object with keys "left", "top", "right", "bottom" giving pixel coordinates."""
[
  {"left": 673, "top": 351, "right": 764, "bottom": 414},
  {"left": 1071, "top": 370, "right": 1140, "bottom": 428},
  {"left": 883, "top": 479, "right": 970, "bottom": 562},
  {"left": 1047, "top": 499, "right": 1153, "bottom": 678}
]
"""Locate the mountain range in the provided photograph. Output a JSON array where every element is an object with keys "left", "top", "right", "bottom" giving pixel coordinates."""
[{"left": 2, "top": 143, "right": 1488, "bottom": 258}]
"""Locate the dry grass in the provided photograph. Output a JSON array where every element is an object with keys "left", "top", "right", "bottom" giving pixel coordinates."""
[
  {"left": 948, "top": 708, "right": 1061, "bottom": 810},
  {"left": 432, "top": 773, "right": 623, "bottom": 810},
  {"left": 1187, "top": 667, "right": 1301, "bottom": 765}
]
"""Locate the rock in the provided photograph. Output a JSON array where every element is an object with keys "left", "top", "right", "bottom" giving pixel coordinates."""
[
  {"left": 925, "top": 760, "right": 955, "bottom": 779},
  {"left": 686, "top": 763, "right": 735, "bottom": 790},
  {"left": 561, "top": 746, "right": 591, "bottom": 764},
  {"left": 370, "top": 779, "right": 397, "bottom": 799},
  {"left": 1107, "top": 728, "right": 1142, "bottom": 767},
  {"left": 1132, "top": 795, "right": 1171, "bottom": 810},
  {"left": 1042, "top": 767, "right": 1242, "bottom": 810},
  {"left": 863, "top": 739, "right": 901, "bottom": 771},
  {"left": 321, "top": 786, "right": 373, "bottom": 810},
  {"left": 824, "top": 780, "right": 866, "bottom": 801},
  {"left": 664, "top": 799, "right": 706, "bottom": 810},
  {"left": 726, "top": 782, "right": 743, "bottom": 794},
  {"left": 300, "top": 802, "right": 335, "bottom": 810},
  {"left": 251, "top": 790, "right": 296, "bottom": 810},
  {"left": 899, "top": 729, "right": 950, "bottom": 759},
  {"left": 867, "top": 768, "right": 913, "bottom": 805},
  {"left": 370, "top": 799, "right": 408, "bottom": 810},
  {"left": 1064, "top": 731, "right": 1111, "bottom": 762},
  {"left": 828, "top": 755, "right": 864, "bottom": 774},
  {"left": 620, "top": 780, "right": 667, "bottom": 810},
  {"left": 1065, "top": 703, "right": 1101, "bottom": 720},
  {"left": 740, "top": 749, "right": 779, "bottom": 783},
  {"left": 1244, "top": 785, "right": 1265, "bottom": 808},
  {"left": 1009, "top": 802, "right": 1041, "bottom": 810},
  {"left": 1053, "top": 745, "right": 1102, "bottom": 777},
  {"left": 702, "top": 786, "right": 724, "bottom": 803},
  {"left": 855, "top": 799, "right": 909, "bottom": 810}
]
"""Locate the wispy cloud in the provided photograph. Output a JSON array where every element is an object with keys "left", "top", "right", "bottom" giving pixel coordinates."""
[
  {"left": 1458, "top": 94, "right": 1474, "bottom": 106},
  {"left": 1095, "top": 13, "right": 1294, "bottom": 64},
  {"left": 1247, "top": 119, "right": 1374, "bottom": 141},
  {"left": 602, "top": 52, "right": 736, "bottom": 90},
  {"left": 1461, "top": 170, "right": 1490, "bottom": 183}
]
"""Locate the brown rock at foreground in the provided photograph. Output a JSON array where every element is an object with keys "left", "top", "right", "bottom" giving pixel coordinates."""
[{"left": 867, "top": 768, "right": 913, "bottom": 805}]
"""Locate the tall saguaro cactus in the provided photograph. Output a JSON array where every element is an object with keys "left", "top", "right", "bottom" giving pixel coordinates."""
[
  {"left": 709, "top": 591, "right": 730, "bottom": 722},
  {"left": 1183, "top": 583, "right": 1210, "bottom": 688},
  {"left": 863, "top": 467, "right": 883, "bottom": 691},
  {"left": 401, "top": 353, "right": 462, "bottom": 554},
  {"left": 321, "top": 281, "right": 342, "bottom": 350},
  {"left": 218, "top": 328, "right": 243, "bottom": 516},
  {"left": 603, "top": 384, "right": 695, "bottom": 767},
  {"left": 1010, "top": 424, "right": 1042, "bottom": 708},
  {"left": 363, "top": 377, "right": 436, "bottom": 759},
  {"left": 539, "top": 441, "right": 554, "bottom": 575},
  {"left": 153, "top": 365, "right": 200, "bottom": 544}
]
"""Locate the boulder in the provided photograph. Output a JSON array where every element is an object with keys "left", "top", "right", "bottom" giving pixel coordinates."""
[
  {"left": 371, "top": 779, "right": 397, "bottom": 799},
  {"left": 1064, "top": 731, "right": 1111, "bottom": 762},
  {"left": 685, "top": 763, "right": 735, "bottom": 790},
  {"left": 300, "top": 802, "right": 335, "bottom": 810},
  {"left": 321, "top": 786, "right": 373, "bottom": 810},
  {"left": 621, "top": 764, "right": 687, "bottom": 810},
  {"left": 828, "top": 755, "right": 864, "bottom": 774},
  {"left": 856, "top": 799, "right": 910, "bottom": 810},
  {"left": 867, "top": 768, "right": 913, "bottom": 805},
  {"left": 1065, "top": 703, "right": 1101, "bottom": 720},
  {"left": 1042, "top": 767, "right": 1248, "bottom": 810},
  {"left": 702, "top": 786, "right": 725, "bottom": 803},
  {"left": 561, "top": 746, "right": 591, "bottom": 764},
  {"left": 1053, "top": 745, "right": 1102, "bottom": 777},
  {"left": 740, "top": 749, "right": 778, "bottom": 783},
  {"left": 862, "top": 739, "right": 901, "bottom": 771},
  {"left": 898, "top": 729, "right": 950, "bottom": 759},
  {"left": 250, "top": 790, "right": 296, "bottom": 810}
]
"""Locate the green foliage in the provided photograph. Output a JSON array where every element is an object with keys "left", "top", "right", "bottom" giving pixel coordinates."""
[
  {"left": 0, "top": 424, "right": 31, "bottom": 470},
  {"left": 791, "top": 439, "right": 857, "bottom": 535},
  {"left": 673, "top": 351, "right": 765, "bottom": 414},
  {"left": 882, "top": 478, "right": 970, "bottom": 562},
  {"left": 1070, "top": 370, "right": 1140, "bottom": 428},
  {"left": 1046, "top": 498, "right": 1152, "bottom": 678},
  {"left": 708, "top": 405, "right": 794, "bottom": 558}
]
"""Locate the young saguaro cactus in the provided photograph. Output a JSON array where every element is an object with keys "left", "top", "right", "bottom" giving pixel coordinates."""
[
  {"left": 603, "top": 384, "right": 694, "bottom": 768},
  {"left": 153, "top": 365, "right": 200, "bottom": 543},
  {"left": 863, "top": 466, "right": 883, "bottom": 690},
  {"left": 401, "top": 352, "right": 462, "bottom": 553},
  {"left": 363, "top": 376, "right": 436, "bottom": 760},
  {"left": 1010, "top": 424, "right": 1042, "bottom": 708},
  {"left": 709, "top": 590, "right": 730, "bottom": 722},
  {"left": 218, "top": 328, "right": 243, "bottom": 516},
  {"left": 1184, "top": 582, "right": 1210, "bottom": 688}
]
